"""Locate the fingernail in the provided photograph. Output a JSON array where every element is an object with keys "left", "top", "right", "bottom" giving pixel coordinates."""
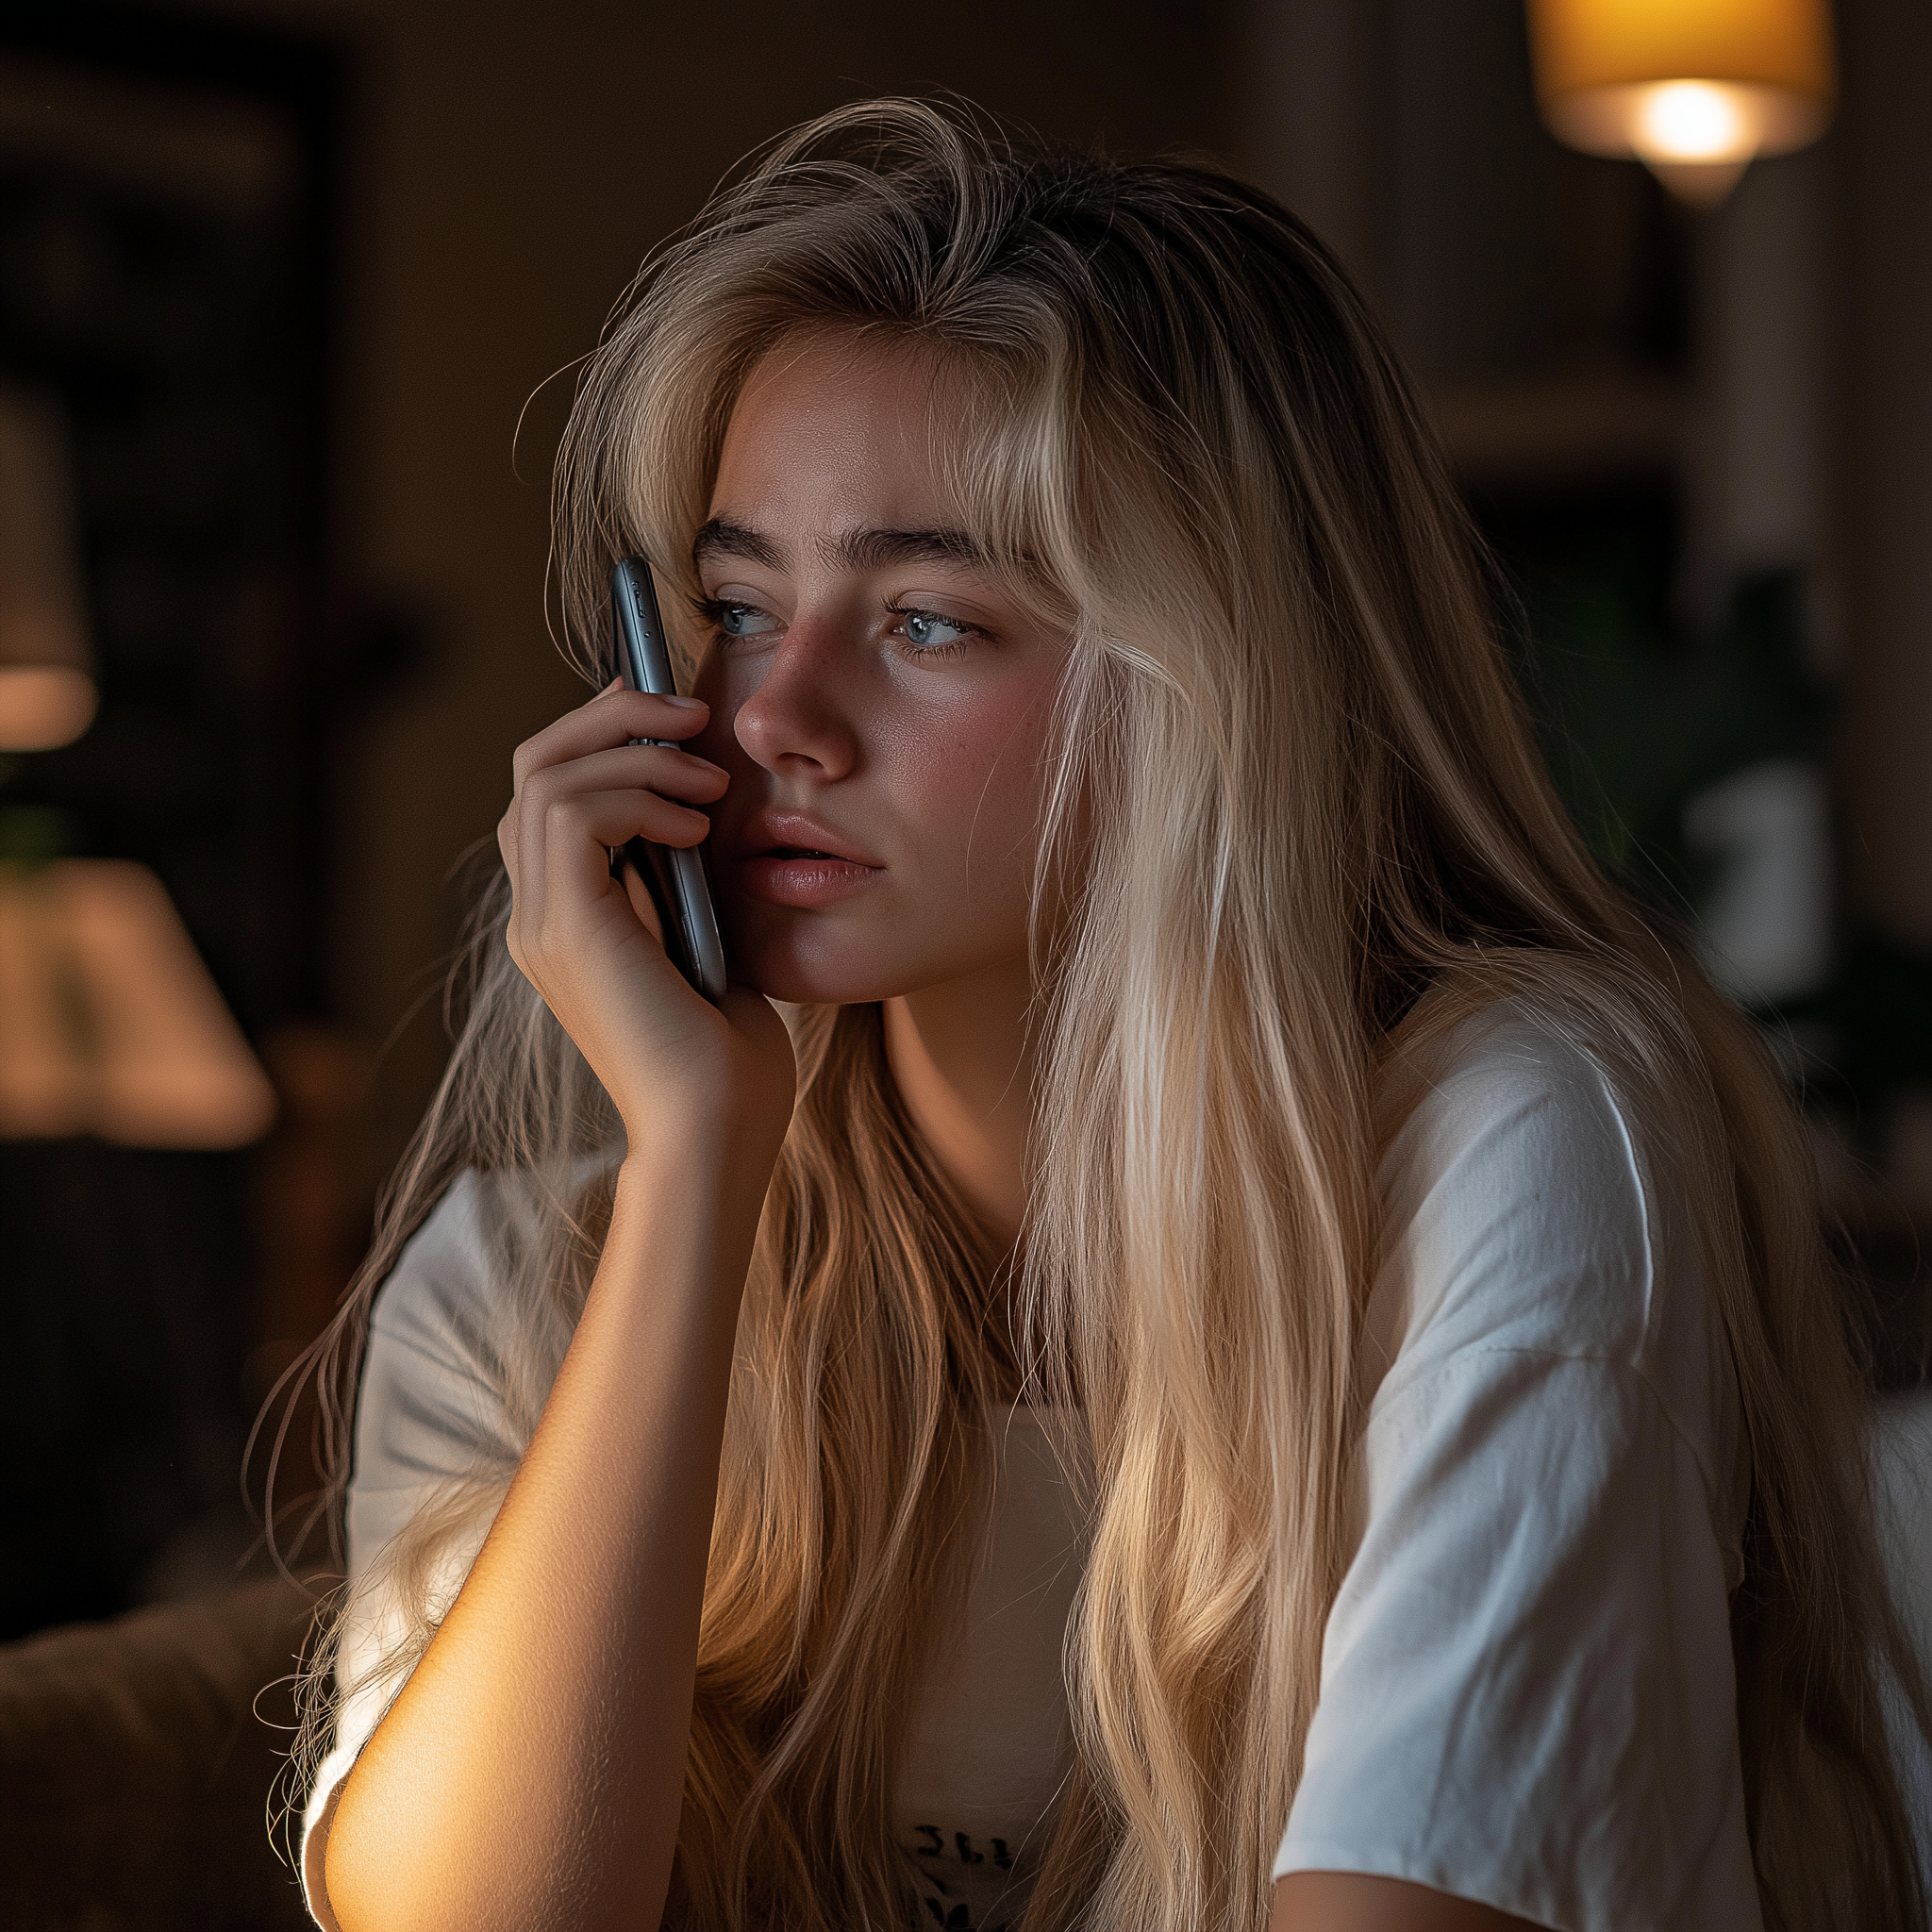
[{"left": 658, "top": 693, "right": 707, "bottom": 709}]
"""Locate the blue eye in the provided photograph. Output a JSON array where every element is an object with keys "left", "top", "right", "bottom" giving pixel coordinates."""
[
  {"left": 900, "top": 608, "right": 974, "bottom": 652},
  {"left": 714, "top": 602, "right": 779, "bottom": 638}
]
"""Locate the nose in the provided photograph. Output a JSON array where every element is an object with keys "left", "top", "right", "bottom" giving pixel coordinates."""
[{"left": 731, "top": 617, "right": 860, "bottom": 781}]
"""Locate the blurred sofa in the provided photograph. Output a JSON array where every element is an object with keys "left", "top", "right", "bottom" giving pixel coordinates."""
[{"left": 0, "top": 1578, "right": 320, "bottom": 1932}]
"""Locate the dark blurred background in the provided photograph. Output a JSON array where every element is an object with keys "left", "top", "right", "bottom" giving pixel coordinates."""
[{"left": 0, "top": 0, "right": 1926, "bottom": 1642}]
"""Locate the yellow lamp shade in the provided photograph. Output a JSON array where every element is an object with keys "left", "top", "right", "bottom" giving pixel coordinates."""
[{"left": 1527, "top": 0, "right": 1837, "bottom": 203}]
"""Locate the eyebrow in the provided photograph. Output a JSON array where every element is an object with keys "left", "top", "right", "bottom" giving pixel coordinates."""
[
  {"left": 691, "top": 517, "right": 990, "bottom": 575},
  {"left": 828, "top": 526, "right": 989, "bottom": 573},
  {"left": 691, "top": 518, "right": 784, "bottom": 570}
]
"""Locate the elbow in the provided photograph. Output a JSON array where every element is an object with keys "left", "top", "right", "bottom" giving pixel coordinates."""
[
  {"left": 319, "top": 1782, "right": 485, "bottom": 1932},
  {"left": 323, "top": 1787, "right": 668, "bottom": 1932},
  {"left": 324, "top": 1837, "right": 498, "bottom": 1932}
]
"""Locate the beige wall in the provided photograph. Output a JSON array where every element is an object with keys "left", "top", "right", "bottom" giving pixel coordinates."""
[{"left": 170, "top": 0, "right": 1230, "bottom": 1160}]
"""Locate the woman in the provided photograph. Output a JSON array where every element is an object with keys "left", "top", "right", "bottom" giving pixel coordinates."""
[{"left": 291, "top": 100, "right": 1928, "bottom": 1932}]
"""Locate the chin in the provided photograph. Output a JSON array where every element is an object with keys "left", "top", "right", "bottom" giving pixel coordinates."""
[{"left": 729, "top": 920, "right": 917, "bottom": 1008}]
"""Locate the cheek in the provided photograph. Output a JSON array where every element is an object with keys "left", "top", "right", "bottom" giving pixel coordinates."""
[
  {"left": 890, "top": 683, "right": 1057, "bottom": 886},
  {"left": 690, "top": 658, "right": 757, "bottom": 777}
]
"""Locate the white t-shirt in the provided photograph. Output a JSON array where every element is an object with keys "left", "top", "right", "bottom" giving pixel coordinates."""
[{"left": 302, "top": 1004, "right": 1769, "bottom": 1931}]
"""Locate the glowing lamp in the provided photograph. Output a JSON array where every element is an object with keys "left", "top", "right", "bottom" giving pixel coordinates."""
[
  {"left": 0, "top": 858, "right": 277, "bottom": 1148},
  {"left": 1525, "top": 0, "right": 1837, "bottom": 206},
  {"left": 0, "top": 389, "right": 96, "bottom": 752}
]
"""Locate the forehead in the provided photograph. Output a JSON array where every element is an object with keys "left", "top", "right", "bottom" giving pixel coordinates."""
[{"left": 708, "top": 334, "right": 974, "bottom": 535}]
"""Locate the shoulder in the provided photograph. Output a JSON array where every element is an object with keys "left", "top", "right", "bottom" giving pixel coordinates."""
[
  {"left": 350, "top": 1167, "right": 581, "bottom": 1524},
  {"left": 1369, "top": 997, "right": 1676, "bottom": 1382},
  {"left": 1280, "top": 1000, "right": 1760, "bottom": 1924},
  {"left": 366, "top": 1170, "right": 517, "bottom": 1381},
  {"left": 1363, "top": 995, "right": 1745, "bottom": 1554},
  {"left": 366, "top": 1158, "right": 605, "bottom": 1378}
]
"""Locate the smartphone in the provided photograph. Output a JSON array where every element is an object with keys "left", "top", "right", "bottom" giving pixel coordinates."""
[{"left": 609, "top": 557, "right": 728, "bottom": 1003}]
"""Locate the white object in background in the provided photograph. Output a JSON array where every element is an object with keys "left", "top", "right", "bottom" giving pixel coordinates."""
[
  {"left": 0, "top": 859, "right": 276, "bottom": 1147},
  {"left": 1682, "top": 758, "right": 1832, "bottom": 1005},
  {"left": 0, "top": 388, "right": 95, "bottom": 752},
  {"left": 1874, "top": 1391, "right": 1932, "bottom": 1663},
  {"left": 1869, "top": 1389, "right": 1932, "bottom": 1839}
]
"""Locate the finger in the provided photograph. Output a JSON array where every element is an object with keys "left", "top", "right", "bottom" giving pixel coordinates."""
[
  {"left": 519, "top": 742, "right": 728, "bottom": 812},
  {"left": 530, "top": 787, "right": 712, "bottom": 866},
  {"left": 513, "top": 755, "right": 719, "bottom": 941},
  {"left": 600, "top": 686, "right": 709, "bottom": 739},
  {"left": 512, "top": 690, "right": 711, "bottom": 786},
  {"left": 514, "top": 690, "right": 709, "bottom": 788},
  {"left": 510, "top": 796, "right": 689, "bottom": 974}
]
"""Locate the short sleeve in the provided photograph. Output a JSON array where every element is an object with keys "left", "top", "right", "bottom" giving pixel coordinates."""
[
  {"left": 300, "top": 1174, "right": 516, "bottom": 1930},
  {"left": 1274, "top": 1008, "right": 1761, "bottom": 1932}
]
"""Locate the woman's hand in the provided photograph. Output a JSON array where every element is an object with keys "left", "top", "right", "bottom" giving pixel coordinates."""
[{"left": 496, "top": 682, "right": 794, "bottom": 1154}]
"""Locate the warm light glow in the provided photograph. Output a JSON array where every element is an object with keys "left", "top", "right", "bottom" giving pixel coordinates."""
[
  {"left": 0, "top": 664, "right": 96, "bottom": 750},
  {"left": 1636, "top": 80, "right": 1749, "bottom": 161},
  {"left": 0, "top": 859, "right": 277, "bottom": 1147},
  {"left": 1543, "top": 77, "right": 1823, "bottom": 167},
  {"left": 1526, "top": 0, "right": 1837, "bottom": 203}
]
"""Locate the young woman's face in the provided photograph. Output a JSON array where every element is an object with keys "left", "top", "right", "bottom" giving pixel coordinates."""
[{"left": 691, "top": 336, "right": 1067, "bottom": 1006}]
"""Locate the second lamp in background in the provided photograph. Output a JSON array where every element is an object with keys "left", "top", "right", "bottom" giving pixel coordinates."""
[{"left": 1526, "top": 0, "right": 1837, "bottom": 206}]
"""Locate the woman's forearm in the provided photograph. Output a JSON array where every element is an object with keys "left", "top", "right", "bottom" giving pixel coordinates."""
[
  {"left": 324, "top": 1136, "right": 772, "bottom": 1932},
  {"left": 1271, "top": 1874, "right": 1549, "bottom": 1931}
]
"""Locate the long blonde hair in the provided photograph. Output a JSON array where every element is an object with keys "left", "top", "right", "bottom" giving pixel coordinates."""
[{"left": 294, "top": 99, "right": 1928, "bottom": 1931}]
